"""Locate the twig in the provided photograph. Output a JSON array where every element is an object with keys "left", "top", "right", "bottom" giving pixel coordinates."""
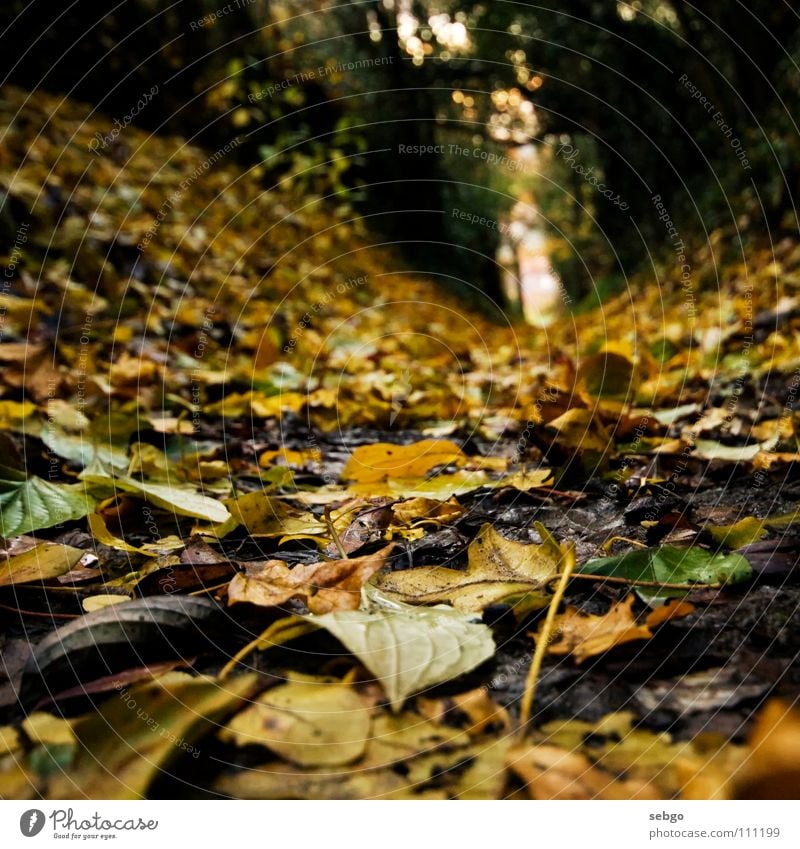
[
  {"left": 546, "top": 572, "right": 719, "bottom": 591},
  {"left": 0, "top": 601, "right": 78, "bottom": 620},
  {"left": 518, "top": 542, "right": 575, "bottom": 733},
  {"left": 324, "top": 505, "right": 348, "bottom": 559}
]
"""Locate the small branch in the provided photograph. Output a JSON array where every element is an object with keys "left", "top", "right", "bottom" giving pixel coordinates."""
[
  {"left": 0, "top": 601, "right": 78, "bottom": 620},
  {"left": 324, "top": 505, "right": 348, "bottom": 559},
  {"left": 548, "top": 572, "right": 719, "bottom": 591},
  {"left": 518, "top": 542, "right": 576, "bottom": 733}
]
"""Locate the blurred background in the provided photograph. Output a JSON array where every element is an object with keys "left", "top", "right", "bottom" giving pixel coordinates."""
[{"left": 2, "top": 0, "right": 799, "bottom": 321}]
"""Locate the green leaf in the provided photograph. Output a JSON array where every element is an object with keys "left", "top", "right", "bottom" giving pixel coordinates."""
[
  {"left": 80, "top": 466, "right": 230, "bottom": 523},
  {"left": 0, "top": 466, "right": 94, "bottom": 537},
  {"left": 308, "top": 603, "right": 495, "bottom": 711},
  {"left": 580, "top": 545, "right": 752, "bottom": 605}
]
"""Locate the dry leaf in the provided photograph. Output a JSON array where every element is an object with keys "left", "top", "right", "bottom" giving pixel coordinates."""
[{"left": 227, "top": 544, "right": 393, "bottom": 613}]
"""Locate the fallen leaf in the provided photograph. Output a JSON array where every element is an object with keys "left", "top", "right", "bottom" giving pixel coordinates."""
[
  {"left": 732, "top": 699, "right": 800, "bottom": 799},
  {"left": 580, "top": 545, "right": 752, "bottom": 605},
  {"left": 391, "top": 496, "right": 463, "bottom": 526},
  {"left": 0, "top": 466, "right": 94, "bottom": 537},
  {"left": 309, "top": 603, "right": 495, "bottom": 710},
  {"left": 82, "top": 594, "right": 130, "bottom": 612},
  {"left": 0, "top": 542, "right": 85, "bottom": 587},
  {"left": 541, "top": 595, "right": 692, "bottom": 664},
  {"left": 227, "top": 544, "right": 394, "bottom": 613},
  {"left": 47, "top": 673, "right": 260, "bottom": 799},
  {"left": 343, "top": 439, "right": 466, "bottom": 484},
  {"left": 81, "top": 470, "right": 230, "bottom": 523},
  {"left": 220, "top": 675, "right": 371, "bottom": 767},
  {"left": 373, "top": 522, "right": 561, "bottom": 612}
]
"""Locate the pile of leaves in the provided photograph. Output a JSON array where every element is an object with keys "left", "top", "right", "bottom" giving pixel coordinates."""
[{"left": 1, "top": 86, "right": 800, "bottom": 799}]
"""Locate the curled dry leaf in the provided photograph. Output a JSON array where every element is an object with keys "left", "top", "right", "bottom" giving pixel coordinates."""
[
  {"left": 373, "top": 522, "right": 561, "bottom": 612},
  {"left": 227, "top": 544, "right": 394, "bottom": 613}
]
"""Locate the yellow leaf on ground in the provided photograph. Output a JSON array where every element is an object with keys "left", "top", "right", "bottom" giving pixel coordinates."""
[
  {"left": 343, "top": 439, "right": 466, "bottom": 484},
  {"left": 373, "top": 523, "right": 561, "bottom": 612},
  {"left": 733, "top": 699, "right": 800, "bottom": 798},
  {"left": 391, "top": 496, "right": 463, "bottom": 526},
  {"left": 0, "top": 543, "right": 84, "bottom": 588},
  {"left": 219, "top": 676, "right": 371, "bottom": 767}
]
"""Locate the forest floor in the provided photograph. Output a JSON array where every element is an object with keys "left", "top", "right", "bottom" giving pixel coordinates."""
[{"left": 1, "top": 85, "right": 800, "bottom": 799}]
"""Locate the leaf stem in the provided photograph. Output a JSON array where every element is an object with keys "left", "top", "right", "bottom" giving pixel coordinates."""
[
  {"left": 518, "top": 542, "right": 575, "bottom": 733},
  {"left": 324, "top": 505, "right": 348, "bottom": 559}
]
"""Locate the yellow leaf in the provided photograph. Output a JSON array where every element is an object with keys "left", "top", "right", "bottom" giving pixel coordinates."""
[
  {"left": 344, "top": 439, "right": 466, "bottom": 484},
  {"left": 219, "top": 676, "right": 371, "bottom": 767},
  {"left": 83, "top": 594, "right": 130, "bottom": 612},
  {"left": 373, "top": 523, "right": 561, "bottom": 611},
  {"left": 0, "top": 542, "right": 84, "bottom": 587}
]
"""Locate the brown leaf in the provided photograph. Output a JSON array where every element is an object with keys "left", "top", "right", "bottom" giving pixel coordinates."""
[
  {"left": 227, "top": 544, "right": 394, "bottom": 613},
  {"left": 542, "top": 595, "right": 652, "bottom": 663}
]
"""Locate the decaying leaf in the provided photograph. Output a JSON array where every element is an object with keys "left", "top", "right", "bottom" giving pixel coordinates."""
[
  {"left": 541, "top": 596, "right": 694, "bottom": 663},
  {"left": 220, "top": 675, "right": 372, "bottom": 767},
  {"left": 227, "top": 544, "right": 394, "bottom": 613},
  {"left": 373, "top": 522, "right": 561, "bottom": 612},
  {"left": 0, "top": 542, "right": 85, "bottom": 587},
  {"left": 47, "top": 673, "right": 260, "bottom": 799}
]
